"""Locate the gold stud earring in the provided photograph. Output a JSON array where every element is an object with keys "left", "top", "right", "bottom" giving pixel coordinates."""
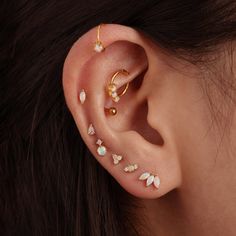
[{"left": 94, "top": 24, "right": 105, "bottom": 53}]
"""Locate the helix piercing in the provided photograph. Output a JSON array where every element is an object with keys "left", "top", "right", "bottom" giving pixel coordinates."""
[
  {"left": 79, "top": 89, "right": 86, "bottom": 104},
  {"left": 107, "top": 69, "right": 130, "bottom": 103},
  {"left": 139, "top": 172, "right": 161, "bottom": 189},
  {"left": 94, "top": 24, "right": 105, "bottom": 53},
  {"left": 87, "top": 124, "right": 95, "bottom": 136}
]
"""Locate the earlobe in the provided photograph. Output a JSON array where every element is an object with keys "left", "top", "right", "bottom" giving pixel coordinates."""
[{"left": 63, "top": 23, "right": 182, "bottom": 199}]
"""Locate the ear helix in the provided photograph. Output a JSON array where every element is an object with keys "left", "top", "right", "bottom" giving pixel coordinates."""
[{"left": 79, "top": 24, "right": 161, "bottom": 190}]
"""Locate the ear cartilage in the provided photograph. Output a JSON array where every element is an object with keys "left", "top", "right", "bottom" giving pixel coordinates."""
[
  {"left": 94, "top": 24, "right": 105, "bottom": 53},
  {"left": 79, "top": 89, "right": 86, "bottom": 104},
  {"left": 112, "top": 154, "right": 123, "bottom": 165},
  {"left": 96, "top": 139, "right": 107, "bottom": 156},
  {"left": 139, "top": 172, "right": 161, "bottom": 189},
  {"left": 124, "top": 164, "right": 138, "bottom": 173},
  {"left": 87, "top": 124, "right": 95, "bottom": 136}
]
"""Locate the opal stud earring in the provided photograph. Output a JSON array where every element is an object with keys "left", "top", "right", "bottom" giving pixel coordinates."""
[
  {"left": 94, "top": 24, "right": 105, "bottom": 53},
  {"left": 139, "top": 172, "right": 161, "bottom": 189},
  {"left": 79, "top": 89, "right": 86, "bottom": 104},
  {"left": 124, "top": 164, "right": 138, "bottom": 173},
  {"left": 96, "top": 139, "right": 107, "bottom": 156}
]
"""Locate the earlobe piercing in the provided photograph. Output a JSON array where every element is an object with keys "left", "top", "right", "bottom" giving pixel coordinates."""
[
  {"left": 88, "top": 124, "right": 95, "bottom": 135},
  {"left": 96, "top": 139, "right": 107, "bottom": 156},
  {"left": 79, "top": 89, "right": 86, "bottom": 104},
  {"left": 112, "top": 154, "right": 123, "bottom": 165},
  {"left": 107, "top": 69, "right": 130, "bottom": 103},
  {"left": 94, "top": 24, "right": 105, "bottom": 53},
  {"left": 124, "top": 164, "right": 138, "bottom": 173},
  {"left": 139, "top": 172, "right": 161, "bottom": 189}
]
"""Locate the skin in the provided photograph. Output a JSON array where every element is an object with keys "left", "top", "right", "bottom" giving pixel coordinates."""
[{"left": 63, "top": 24, "right": 236, "bottom": 236}]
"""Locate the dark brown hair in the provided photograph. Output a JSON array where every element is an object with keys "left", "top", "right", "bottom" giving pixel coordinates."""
[{"left": 1, "top": 1, "right": 236, "bottom": 235}]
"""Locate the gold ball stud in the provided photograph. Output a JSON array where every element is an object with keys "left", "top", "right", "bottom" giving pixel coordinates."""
[{"left": 109, "top": 107, "right": 117, "bottom": 115}]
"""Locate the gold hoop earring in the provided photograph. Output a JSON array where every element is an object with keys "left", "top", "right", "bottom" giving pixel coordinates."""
[
  {"left": 94, "top": 24, "right": 105, "bottom": 53},
  {"left": 107, "top": 69, "right": 130, "bottom": 103}
]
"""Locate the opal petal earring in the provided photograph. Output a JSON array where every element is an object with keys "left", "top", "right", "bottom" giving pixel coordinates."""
[{"left": 139, "top": 172, "right": 161, "bottom": 189}]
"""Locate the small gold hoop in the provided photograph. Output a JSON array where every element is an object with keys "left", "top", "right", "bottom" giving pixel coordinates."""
[
  {"left": 94, "top": 24, "right": 105, "bottom": 52},
  {"left": 107, "top": 69, "right": 129, "bottom": 103},
  {"left": 110, "top": 69, "right": 129, "bottom": 97}
]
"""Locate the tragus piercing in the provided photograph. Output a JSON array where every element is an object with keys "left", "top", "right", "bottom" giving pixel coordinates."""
[
  {"left": 124, "top": 164, "right": 138, "bottom": 173},
  {"left": 96, "top": 139, "right": 107, "bottom": 156},
  {"left": 139, "top": 172, "right": 161, "bottom": 189},
  {"left": 94, "top": 24, "right": 105, "bottom": 53}
]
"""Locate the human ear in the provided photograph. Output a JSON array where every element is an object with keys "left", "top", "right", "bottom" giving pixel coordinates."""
[{"left": 63, "top": 24, "right": 181, "bottom": 199}]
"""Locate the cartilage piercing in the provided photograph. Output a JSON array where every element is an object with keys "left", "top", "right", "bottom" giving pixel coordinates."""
[
  {"left": 96, "top": 139, "right": 107, "bottom": 156},
  {"left": 87, "top": 124, "right": 95, "bottom": 136},
  {"left": 107, "top": 69, "right": 130, "bottom": 103},
  {"left": 79, "top": 89, "right": 86, "bottom": 104},
  {"left": 112, "top": 154, "right": 123, "bottom": 165},
  {"left": 124, "top": 164, "right": 138, "bottom": 173},
  {"left": 94, "top": 24, "right": 105, "bottom": 53}
]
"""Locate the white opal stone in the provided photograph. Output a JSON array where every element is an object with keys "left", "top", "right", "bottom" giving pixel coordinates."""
[
  {"left": 114, "top": 96, "right": 120, "bottom": 103},
  {"left": 97, "top": 146, "right": 106, "bottom": 156},
  {"left": 79, "top": 89, "right": 86, "bottom": 104},
  {"left": 94, "top": 42, "right": 104, "bottom": 52},
  {"left": 153, "top": 176, "right": 161, "bottom": 189},
  {"left": 146, "top": 175, "right": 155, "bottom": 186},
  {"left": 111, "top": 91, "right": 117, "bottom": 98},
  {"left": 87, "top": 124, "right": 95, "bottom": 135},
  {"left": 139, "top": 172, "right": 150, "bottom": 180}
]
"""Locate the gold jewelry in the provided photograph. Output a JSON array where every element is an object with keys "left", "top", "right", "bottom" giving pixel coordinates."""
[
  {"left": 124, "top": 164, "right": 138, "bottom": 173},
  {"left": 104, "top": 107, "right": 117, "bottom": 116},
  {"left": 107, "top": 69, "right": 130, "bottom": 103},
  {"left": 94, "top": 24, "right": 105, "bottom": 53},
  {"left": 139, "top": 172, "right": 160, "bottom": 189},
  {"left": 112, "top": 154, "right": 123, "bottom": 165},
  {"left": 96, "top": 139, "right": 107, "bottom": 156}
]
